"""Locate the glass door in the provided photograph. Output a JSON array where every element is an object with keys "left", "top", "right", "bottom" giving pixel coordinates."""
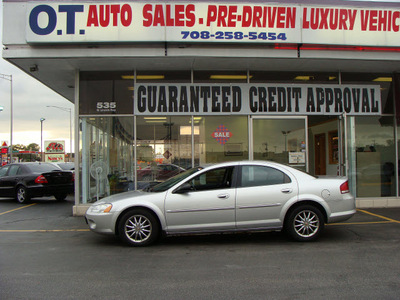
[{"left": 251, "top": 117, "right": 308, "bottom": 172}]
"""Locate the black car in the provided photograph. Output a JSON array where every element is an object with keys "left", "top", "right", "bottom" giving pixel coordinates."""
[{"left": 0, "top": 162, "right": 74, "bottom": 204}]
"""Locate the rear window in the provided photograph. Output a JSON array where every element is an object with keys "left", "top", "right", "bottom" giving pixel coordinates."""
[
  {"left": 26, "top": 164, "right": 61, "bottom": 173},
  {"left": 57, "top": 163, "right": 74, "bottom": 170}
]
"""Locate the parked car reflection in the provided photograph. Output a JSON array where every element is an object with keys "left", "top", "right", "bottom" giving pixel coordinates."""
[{"left": 137, "top": 164, "right": 186, "bottom": 181}]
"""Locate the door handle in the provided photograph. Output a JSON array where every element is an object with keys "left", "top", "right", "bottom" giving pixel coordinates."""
[
  {"left": 217, "top": 193, "right": 230, "bottom": 199},
  {"left": 281, "top": 188, "right": 293, "bottom": 194}
]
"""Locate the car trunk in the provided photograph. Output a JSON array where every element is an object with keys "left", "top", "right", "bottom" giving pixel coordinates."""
[{"left": 42, "top": 171, "right": 73, "bottom": 185}]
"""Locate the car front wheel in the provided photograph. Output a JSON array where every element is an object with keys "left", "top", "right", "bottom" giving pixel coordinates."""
[
  {"left": 285, "top": 205, "right": 324, "bottom": 242},
  {"left": 118, "top": 209, "right": 159, "bottom": 247},
  {"left": 16, "top": 186, "right": 30, "bottom": 204}
]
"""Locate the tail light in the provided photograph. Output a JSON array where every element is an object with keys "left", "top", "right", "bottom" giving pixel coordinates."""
[
  {"left": 72, "top": 173, "right": 75, "bottom": 182},
  {"left": 35, "top": 175, "right": 48, "bottom": 184},
  {"left": 340, "top": 181, "right": 350, "bottom": 194}
]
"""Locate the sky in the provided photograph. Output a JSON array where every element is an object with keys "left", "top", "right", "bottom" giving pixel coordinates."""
[{"left": 0, "top": 4, "right": 74, "bottom": 153}]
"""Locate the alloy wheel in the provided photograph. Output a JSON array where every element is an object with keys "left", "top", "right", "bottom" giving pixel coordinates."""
[
  {"left": 293, "top": 210, "right": 320, "bottom": 238},
  {"left": 124, "top": 214, "right": 152, "bottom": 243}
]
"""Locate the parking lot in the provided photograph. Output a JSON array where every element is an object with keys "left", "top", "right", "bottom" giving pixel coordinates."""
[{"left": 1, "top": 196, "right": 400, "bottom": 299}]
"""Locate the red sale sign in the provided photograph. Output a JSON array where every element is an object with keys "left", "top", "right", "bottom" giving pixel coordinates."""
[{"left": 212, "top": 125, "right": 232, "bottom": 145}]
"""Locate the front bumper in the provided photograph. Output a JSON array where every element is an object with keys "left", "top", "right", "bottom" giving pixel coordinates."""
[{"left": 85, "top": 211, "right": 116, "bottom": 235}]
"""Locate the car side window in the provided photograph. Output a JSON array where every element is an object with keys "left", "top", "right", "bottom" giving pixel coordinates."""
[
  {"left": 240, "top": 165, "right": 291, "bottom": 188},
  {"left": 0, "top": 166, "right": 9, "bottom": 177},
  {"left": 8, "top": 165, "right": 21, "bottom": 176},
  {"left": 190, "top": 167, "right": 234, "bottom": 191}
]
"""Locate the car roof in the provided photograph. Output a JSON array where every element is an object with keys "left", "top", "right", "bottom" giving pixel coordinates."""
[
  {"left": 198, "top": 160, "right": 310, "bottom": 176},
  {"left": 200, "top": 160, "right": 287, "bottom": 168}
]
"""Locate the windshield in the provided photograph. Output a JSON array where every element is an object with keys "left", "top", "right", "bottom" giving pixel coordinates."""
[{"left": 149, "top": 167, "right": 202, "bottom": 192}]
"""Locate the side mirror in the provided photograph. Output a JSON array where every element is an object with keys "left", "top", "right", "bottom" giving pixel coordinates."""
[{"left": 173, "top": 182, "right": 194, "bottom": 194}]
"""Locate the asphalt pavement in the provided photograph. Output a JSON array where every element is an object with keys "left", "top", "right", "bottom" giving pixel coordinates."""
[{"left": 0, "top": 196, "right": 400, "bottom": 299}]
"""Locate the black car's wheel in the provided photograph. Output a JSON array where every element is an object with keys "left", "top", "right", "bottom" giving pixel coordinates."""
[
  {"left": 55, "top": 193, "right": 68, "bottom": 201},
  {"left": 285, "top": 205, "right": 324, "bottom": 242},
  {"left": 118, "top": 209, "right": 159, "bottom": 247},
  {"left": 16, "top": 186, "right": 30, "bottom": 204}
]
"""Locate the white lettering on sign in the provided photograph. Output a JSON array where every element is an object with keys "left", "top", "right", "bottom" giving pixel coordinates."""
[
  {"left": 24, "top": 2, "right": 400, "bottom": 47},
  {"left": 134, "top": 83, "right": 381, "bottom": 116}
]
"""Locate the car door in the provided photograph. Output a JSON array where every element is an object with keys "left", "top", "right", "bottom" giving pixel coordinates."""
[
  {"left": 0, "top": 165, "right": 11, "bottom": 197},
  {"left": 165, "top": 166, "right": 236, "bottom": 233},
  {"left": 1, "top": 165, "right": 21, "bottom": 197},
  {"left": 235, "top": 164, "right": 298, "bottom": 229}
]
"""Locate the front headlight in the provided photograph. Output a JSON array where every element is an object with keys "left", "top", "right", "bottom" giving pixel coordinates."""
[{"left": 89, "top": 203, "right": 113, "bottom": 213}]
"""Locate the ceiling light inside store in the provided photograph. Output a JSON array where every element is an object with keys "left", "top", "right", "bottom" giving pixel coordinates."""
[
  {"left": 180, "top": 126, "right": 200, "bottom": 135},
  {"left": 329, "top": 76, "right": 336, "bottom": 81},
  {"left": 121, "top": 75, "right": 165, "bottom": 80},
  {"left": 209, "top": 75, "right": 252, "bottom": 80},
  {"left": 190, "top": 117, "right": 203, "bottom": 124},
  {"left": 144, "top": 117, "right": 167, "bottom": 123},
  {"left": 373, "top": 77, "right": 392, "bottom": 82},
  {"left": 145, "top": 120, "right": 167, "bottom": 123},
  {"left": 294, "top": 76, "right": 314, "bottom": 81}
]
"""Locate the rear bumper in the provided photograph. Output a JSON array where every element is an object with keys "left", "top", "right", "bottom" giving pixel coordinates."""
[
  {"left": 28, "top": 184, "right": 74, "bottom": 197},
  {"left": 328, "top": 209, "right": 357, "bottom": 223}
]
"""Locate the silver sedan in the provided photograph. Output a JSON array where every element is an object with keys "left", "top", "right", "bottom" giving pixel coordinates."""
[{"left": 85, "top": 161, "right": 356, "bottom": 246}]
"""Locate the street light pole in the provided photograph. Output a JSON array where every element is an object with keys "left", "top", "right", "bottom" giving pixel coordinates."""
[
  {"left": 46, "top": 106, "right": 72, "bottom": 162},
  {"left": 40, "top": 118, "right": 45, "bottom": 161},
  {"left": 0, "top": 74, "right": 13, "bottom": 163}
]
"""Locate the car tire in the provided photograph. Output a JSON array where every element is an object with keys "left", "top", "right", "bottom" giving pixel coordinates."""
[
  {"left": 16, "top": 186, "right": 30, "bottom": 204},
  {"left": 118, "top": 209, "right": 159, "bottom": 247},
  {"left": 55, "top": 193, "right": 68, "bottom": 201},
  {"left": 285, "top": 205, "right": 324, "bottom": 242}
]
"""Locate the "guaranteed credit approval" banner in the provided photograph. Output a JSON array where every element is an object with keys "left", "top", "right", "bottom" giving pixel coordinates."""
[
  {"left": 26, "top": 2, "right": 400, "bottom": 46},
  {"left": 134, "top": 83, "right": 381, "bottom": 116}
]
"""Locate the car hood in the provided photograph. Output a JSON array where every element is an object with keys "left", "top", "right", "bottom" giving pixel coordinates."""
[{"left": 92, "top": 190, "right": 164, "bottom": 205}]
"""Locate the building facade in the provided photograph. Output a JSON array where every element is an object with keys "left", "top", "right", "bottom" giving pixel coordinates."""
[{"left": 3, "top": 0, "right": 400, "bottom": 214}]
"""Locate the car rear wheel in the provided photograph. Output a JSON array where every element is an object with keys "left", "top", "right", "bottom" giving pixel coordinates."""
[
  {"left": 55, "top": 193, "right": 68, "bottom": 201},
  {"left": 285, "top": 205, "right": 324, "bottom": 242},
  {"left": 118, "top": 209, "right": 159, "bottom": 247},
  {"left": 16, "top": 186, "right": 30, "bottom": 204}
]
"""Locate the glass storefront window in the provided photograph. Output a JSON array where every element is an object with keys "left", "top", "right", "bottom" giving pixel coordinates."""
[
  {"left": 77, "top": 70, "right": 399, "bottom": 204},
  {"left": 80, "top": 71, "right": 134, "bottom": 115},
  {"left": 354, "top": 116, "right": 395, "bottom": 197},
  {"left": 80, "top": 117, "right": 134, "bottom": 203},
  {"left": 308, "top": 116, "right": 340, "bottom": 176},
  {"left": 196, "top": 116, "right": 249, "bottom": 166},
  {"left": 194, "top": 71, "right": 248, "bottom": 83},
  {"left": 253, "top": 118, "right": 306, "bottom": 171},
  {"left": 341, "top": 73, "right": 393, "bottom": 114},
  {"left": 250, "top": 71, "right": 340, "bottom": 84},
  {"left": 136, "top": 116, "right": 192, "bottom": 187},
  {"left": 136, "top": 71, "right": 191, "bottom": 83}
]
